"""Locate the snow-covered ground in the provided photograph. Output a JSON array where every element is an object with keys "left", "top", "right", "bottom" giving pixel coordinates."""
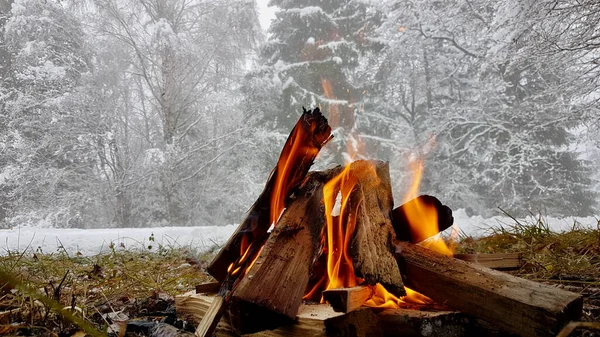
[
  {"left": 0, "top": 211, "right": 597, "bottom": 256},
  {"left": 0, "top": 225, "right": 237, "bottom": 256}
]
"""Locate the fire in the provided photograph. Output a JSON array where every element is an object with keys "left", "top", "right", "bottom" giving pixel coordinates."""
[
  {"left": 303, "top": 160, "right": 437, "bottom": 309},
  {"left": 402, "top": 159, "right": 453, "bottom": 257},
  {"left": 270, "top": 119, "right": 320, "bottom": 227},
  {"left": 307, "top": 76, "right": 444, "bottom": 309},
  {"left": 321, "top": 77, "right": 339, "bottom": 129},
  {"left": 323, "top": 164, "right": 360, "bottom": 290}
]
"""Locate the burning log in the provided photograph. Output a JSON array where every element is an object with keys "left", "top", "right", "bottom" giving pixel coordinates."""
[
  {"left": 196, "top": 108, "right": 332, "bottom": 337},
  {"left": 347, "top": 161, "right": 405, "bottom": 296},
  {"left": 392, "top": 195, "right": 454, "bottom": 243},
  {"left": 228, "top": 168, "right": 340, "bottom": 334},
  {"left": 394, "top": 241, "right": 583, "bottom": 337},
  {"left": 322, "top": 286, "right": 374, "bottom": 313},
  {"left": 207, "top": 107, "right": 332, "bottom": 282},
  {"left": 228, "top": 160, "right": 405, "bottom": 334}
]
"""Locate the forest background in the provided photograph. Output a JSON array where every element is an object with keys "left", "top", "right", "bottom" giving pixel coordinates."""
[{"left": 1, "top": 0, "right": 599, "bottom": 229}]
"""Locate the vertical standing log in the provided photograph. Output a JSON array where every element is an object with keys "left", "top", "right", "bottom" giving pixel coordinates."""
[
  {"left": 207, "top": 107, "right": 332, "bottom": 282},
  {"left": 349, "top": 160, "right": 405, "bottom": 296}
]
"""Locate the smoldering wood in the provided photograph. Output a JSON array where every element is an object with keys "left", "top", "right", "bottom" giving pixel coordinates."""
[
  {"left": 348, "top": 160, "right": 405, "bottom": 296},
  {"left": 207, "top": 107, "right": 332, "bottom": 282},
  {"left": 392, "top": 195, "right": 454, "bottom": 243},
  {"left": 322, "top": 286, "right": 374, "bottom": 313},
  {"left": 228, "top": 169, "right": 340, "bottom": 334},
  {"left": 394, "top": 241, "right": 583, "bottom": 337}
]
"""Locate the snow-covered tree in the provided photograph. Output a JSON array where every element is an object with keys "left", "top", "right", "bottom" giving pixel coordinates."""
[
  {"left": 370, "top": 0, "right": 597, "bottom": 216},
  {"left": 92, "top": 0, "right": 262, "bottom": 226},
  {"left": 244, "top": 0, "right": 383, "bottom": 171},
  {"left": 1, "top": 0, "right": 95, "bottom": 227}
]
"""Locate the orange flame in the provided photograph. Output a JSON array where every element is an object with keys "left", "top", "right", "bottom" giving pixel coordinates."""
[
  {"left": 270, "top": 117, "right": 320, "bottom": 227},
  {"left": 402, "top": 159, "right": 453, "bottom": 257},
  {"left": 323, "top": 165, "right": 360, "bottom": 290},
  {"left": 321, "top": 78, "right": 339, "bottom": 129}
]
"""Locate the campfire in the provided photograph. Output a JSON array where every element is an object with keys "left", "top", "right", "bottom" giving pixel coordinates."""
[{"left": 185, "top": 108, "right": 583, "bottom": 337}]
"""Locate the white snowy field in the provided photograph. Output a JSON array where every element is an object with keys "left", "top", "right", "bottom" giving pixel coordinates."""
[
  {"left": 0, "top": 211, "right": 597, "bottom": 256},
  {"left": 0, "top": 225, "right": 237, "bottom": 256}
]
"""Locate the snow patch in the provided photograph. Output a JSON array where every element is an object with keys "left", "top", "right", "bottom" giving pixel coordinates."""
[{"left": 0, "top": 225, "right": 238, "bottom": 256}]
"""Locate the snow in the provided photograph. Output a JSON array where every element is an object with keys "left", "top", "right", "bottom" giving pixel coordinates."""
[
  {"left": 0, "top": 225, "right": 237, "bottom": 256},
  {"left": 285, "top": 7, "right": 324, "bottom": 18},
  {"left": 1, "top": 213, "right": 597, "bottom": 257},
  {"left": 452, "top": 209, "right": 599, "bottom": 237}
]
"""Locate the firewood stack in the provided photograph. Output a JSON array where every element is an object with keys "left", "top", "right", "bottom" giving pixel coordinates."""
[{"left": 189, "top": 108, "right": 583, "bottom": 337}]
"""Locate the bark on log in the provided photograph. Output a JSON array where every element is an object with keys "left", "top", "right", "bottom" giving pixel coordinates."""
[
  {"left": 207, "top": 107, "right": 332, "bottom": 282},
  {"left": 228, "top": 169, "right": 339, "bottom": 334},
  {"left": 348, "top": 161, "right": 405, "bottom": 296},
  {"left": 392, "top": 195, "right": 454, "bottom": 243},
  {"left": 322, "top": 286, "right": 374, "bottom": 313},
  {"left": 394, "top": 241, "right": 583, "bottom": 337}
]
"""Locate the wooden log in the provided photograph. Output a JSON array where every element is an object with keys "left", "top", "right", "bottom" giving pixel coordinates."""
[
  {"left": 229, "top": 161, "right": 406, "bottom": 334},
  {"left": 378, "top": 309, "right": 474, "bottom": 337},
  {"left": 394, "top": 241, "right": 584, "bottom": 337},
  {"left": 194, "top": 295, "right": 225, "bottom": 337},
  {"left": 175, "top": 292, "right": 237, "bottom": 336},
  {"left": 228, "top": 169, "right": 339, "bottom": 334},
  {"left": 392, "top": 195, "right": 454, "bottom": 243},
  {"left": 207, "top": 107, "right": 332, "bottom": 282},
  {"left": 322, "top": 286, "right": 374, "bottom": 313},
  {"left": 175, "top": 292, "right": 475, "bottom": 337},
  {"left": 349, "top": 161, "right": 405, "bottom": 296},
  {"left": 454, "top": 253, "right": 523, "bottom": 270},
  {"left": 195, "top": 281, "right": 220, "bottom": 294}
]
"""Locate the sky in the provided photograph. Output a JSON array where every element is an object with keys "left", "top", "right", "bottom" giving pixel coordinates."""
[{"left": 256, "top": 0, "right": 276, "bottom": 32}]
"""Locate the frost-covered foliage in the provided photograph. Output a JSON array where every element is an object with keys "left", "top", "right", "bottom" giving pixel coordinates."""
[
  {"left": 243, "top": 0, "right": 382, "bottom": 168},
  {"left": 1, "top": 0, "right": 96, "bottom": 227},
  {"left": 1, "top": 0, "right": 263, "bottom": 228},
  {"left": 0, "top": 0, "right": 598, "bottom": 228},
  {"left": 362, "top": 0, "right": 598, "bottom": 216}
]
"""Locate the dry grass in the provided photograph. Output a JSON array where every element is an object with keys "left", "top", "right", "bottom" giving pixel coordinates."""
[
  {"left": 2, "top": 217, "right": 600, "bottom": 336},
  {"left": 0, "top": 239, "right": 212, "bottom": 336},
  {"left": 456, "top": 212, "right": 600, "bottom": 283}
]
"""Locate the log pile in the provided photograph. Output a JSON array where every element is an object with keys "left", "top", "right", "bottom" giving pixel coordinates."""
[{"left": 189, "top": 107, "right": 583, "bottom": 337}]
